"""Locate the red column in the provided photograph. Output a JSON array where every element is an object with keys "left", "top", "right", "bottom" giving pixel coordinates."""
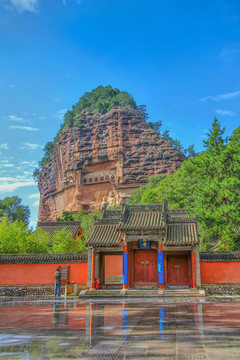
[
  {"left": 90, "top": 249, "right": 95, "bottom": 290},
  {"left": 191, "top": 251, "right": 197, "bottom": 288}
]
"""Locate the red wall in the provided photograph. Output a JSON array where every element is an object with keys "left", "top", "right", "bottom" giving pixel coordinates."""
[
  {"left": 105, "top": 255, "right": 122, "bottom": 277},
  {"left": 0, "top": 262, "right": 87, "bottom": 286},
  {"left": 1, "top": 260, "right": 240, "bottom": 286},
  {"left": 200, "top": 262, "right": 240, "bottom": 284}
]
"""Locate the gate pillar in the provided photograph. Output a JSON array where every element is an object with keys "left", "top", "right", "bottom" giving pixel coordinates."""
[
  {"left": 158, "top": 236, "right": 164, "bottom": 289},
  {"left": 122, "top": 235, "right": 128, "bottom": 289}
]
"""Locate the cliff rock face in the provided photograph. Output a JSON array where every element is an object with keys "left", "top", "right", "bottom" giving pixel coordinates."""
[{"left": 38, "top": 107, "right": 185, "bottom": 221}]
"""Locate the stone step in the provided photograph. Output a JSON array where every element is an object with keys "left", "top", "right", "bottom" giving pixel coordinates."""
[
  {"left": 163, "top": 289, "right": 205, "bottom": 297},
  {"left": 79, "top": 288, "right": 205, "bottom": 298}
]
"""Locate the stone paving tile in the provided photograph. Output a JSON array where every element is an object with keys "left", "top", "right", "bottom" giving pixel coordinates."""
[{"left": 0, "top": 299, "right": 240, "bottom": 359}]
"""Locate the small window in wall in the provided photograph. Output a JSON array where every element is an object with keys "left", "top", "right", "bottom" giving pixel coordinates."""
[
  {"left": 111, "top": 175, "right": 115, "bottom": 180},
  {"left": 83, "top": 178, "right": 87, "bottom": 183},
  {"left": 100, "top": 176, "right": 104, "bottom": 181},
  {"left": 83, "top": 205, "right": 90, "bottom": 211},
  {"left": 89, "top": 178, "right": 92, "bottom": 183},
  {"left": 95, "top": 177, "right": 98, "bottom": 182},
  {"left": 106, "top": 175, "right": 109, "bottom": 180}
]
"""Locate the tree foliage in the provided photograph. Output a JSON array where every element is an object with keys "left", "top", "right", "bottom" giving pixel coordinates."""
[
  {"left": 50, "top": 228, "right": 87, "bottom": 253},
  {"left": 0, "top": 211, "right": 89, "bottom": 254},
  {"left": 62, "top": 85, "right": 138, "bottom": 130},
  {"left": 0, "top": 196, "right": 30, "bottom": 225},
  {"left": 0, "top": 218, "right": 50, "bottom": 254},
  {"left": 0, "top": 217, "right": 29, "bottom": 254},
  {"left": 128, "top": 119, "right": 240, "bottom": 251},
  {"left": 56, "top": 210, "right": 75, "bottom": 222},
  {"left": 148, "top": 120, "right": 196, "bottom": 157},
  {"left": 33, "top": 141, "right": 54, "bottom": 181},
  {"left": 137, "top": 104, "right": 149, "bottom": 120},
  {"left": 73, "top": 209, "right": 102, "bottom": 241}
]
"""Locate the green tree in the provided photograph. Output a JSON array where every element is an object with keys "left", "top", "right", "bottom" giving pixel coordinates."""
[
  {"left": 64, "top": 110, "right": 74, "bottom": 127},
  {"left": 107, "top": 204, "right": 121, "bottom": 210},
  {"left": 148, "top": 122, "right": 195, "bottom": 157},
  {"left": 56, "top": 210, "right": 75, "bottom": 222},
  {"left": 203, "top": 117, "right": 227, "bottom": 152},
  {"left": 72, "top": 85, "right": 137, "bottom": 116},
  {"left": 127, "top": 120, "right": 240, "bottom": 251},
  {"left": 137, "top": 105, "right": 149, "bottom": 120},
  {"left": 76, "top": 209, "right": 102, "bottom": 241},
  {"left": 55, "top": 208, "right": 103, "bottom": 243},
  {"left": 0, "top": 196, "right": 30, "bottom": 225},
  {"left": 195, "top": 124, "right": 240, "bottom": 250},
  {"left": 0, "top": 217, "right": 29, "bottom": 254},
  {"left": 127, "top": 175, "right": 163, "bottom": 205},
  {"left": 50, "top": 228, "right": 87, "bottom": 253},
  {"left": 148, "top": 120, "right": 162, "bottom": 135},
  {"left": 27, "top": 228, "right": 50, "bottom": 253},
  {"left": 186, "top": 144, "right": 197, "bottom": 158}
]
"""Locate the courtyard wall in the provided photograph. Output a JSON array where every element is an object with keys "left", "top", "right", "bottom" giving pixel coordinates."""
[{"left": 1, "top": 252, "right": 240, "bottom": 296}]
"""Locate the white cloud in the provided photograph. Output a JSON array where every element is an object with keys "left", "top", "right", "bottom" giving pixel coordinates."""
[
  {"left": 28, "top": 193, "right": 40, "bottom": 199},
  {"left": 9, "top": 115, "right": 24, "bottom": 122},
  {"left": 21, "top": 161, "right": 38, "bottom": 167},
  {"left": 9, "top": 125, "right": 39, "bottom": 131},
  {"left": 62, "top": 0, "right": 81, "bottom": 5},
  {"left": 55, "top": 109, "right": 67, "bottom": 120},
  {"left": 20, "top": 142, "right": 42, "bottom": 150},
  {"left": 220, "top": 45, "right": 240, "bottom": 62},
  {"left": 0, "top": 143, "right": 8, "bottom": 150},
  {"left": 9, "top": 84, "right": 15, "bottom": 88},
  {"left": 33, "top": 200, "right": 39, "bottom": 207},
  {"left": 8, "top": 0, "right": 39, "bottom": 13},
  {"left": 215, "top": 109, "right": 236, "bottom": 116},
  {"left": 0, "top": 176, "right": 19, "bottom": 182},
  {"left": 0, "top": 163, "right": 14, "bottom": 168},
  {"left": 200, "top": 90, "right": 240, "bottom": 102},
  {"left": 0, "top": 180, "right": 35, "bottom": 192},
  {"left": 0, "top": 173, "right": 36, "bottom": 193}
]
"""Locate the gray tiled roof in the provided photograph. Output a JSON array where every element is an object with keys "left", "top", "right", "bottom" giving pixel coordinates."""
[
  {"left": 87, "top": 206, "right": 199, "bottom": 247},
  {"left": 86, "top": 224, "right": 122, "bottom": 247},
  {"left": 164, "top": 209, "right": 199, "bottom": 246},
  {"left": 37, "top": 221, "right": 82, "bottom": 240},
  {"left": 86, "top": 210, "right": 122, "bottom": 246},
  {"left": 118, "top": 204, "right": 165, "bottom": 231},
  {"left": 164, "top": 223, "right": 199, "bottom": 246},
  {"left": 0, "top": 253, "right": 87, "bottom": 264}
]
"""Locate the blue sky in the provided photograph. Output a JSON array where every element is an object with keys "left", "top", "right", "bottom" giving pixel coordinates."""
[{"left": 0, "top": 0, "right": 239, "bottom": 228}]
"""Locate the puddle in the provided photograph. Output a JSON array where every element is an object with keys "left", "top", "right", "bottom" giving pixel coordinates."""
[{"left": 0, "top": 300, "right": 240, "bottom": 358}]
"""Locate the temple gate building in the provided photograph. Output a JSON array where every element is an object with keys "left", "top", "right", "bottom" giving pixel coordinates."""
[{"left": 86, "top": 203, "right": 201, "bottom": 290}]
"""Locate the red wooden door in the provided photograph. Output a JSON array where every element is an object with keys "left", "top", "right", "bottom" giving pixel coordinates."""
[
  {"left": 167, "top": 255, "right": 189, "bottom": 286},
  {"left": 134, "top": 250, "right": 157, "bottom": 287}
]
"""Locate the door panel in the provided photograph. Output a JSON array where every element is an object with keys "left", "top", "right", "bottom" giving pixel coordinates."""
[
  {"left": 134, "top": 250, "right": 157, "bottom": 287},
  {"left": 167, "top": 255, "right": 189, "bottom": 286}
]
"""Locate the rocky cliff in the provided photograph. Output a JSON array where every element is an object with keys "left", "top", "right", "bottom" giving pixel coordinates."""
[{"left": 38, "top": 107, "right": 185, "bottom": 221}]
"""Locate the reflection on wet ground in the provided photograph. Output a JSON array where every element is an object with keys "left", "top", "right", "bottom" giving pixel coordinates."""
[{"left": 0, "top": 299, "right": 240, "bottom": 359}]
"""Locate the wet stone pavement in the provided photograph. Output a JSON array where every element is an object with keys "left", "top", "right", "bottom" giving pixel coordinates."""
[{"left": 0, "top": 298, "right": 240, "bottom": 359}]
